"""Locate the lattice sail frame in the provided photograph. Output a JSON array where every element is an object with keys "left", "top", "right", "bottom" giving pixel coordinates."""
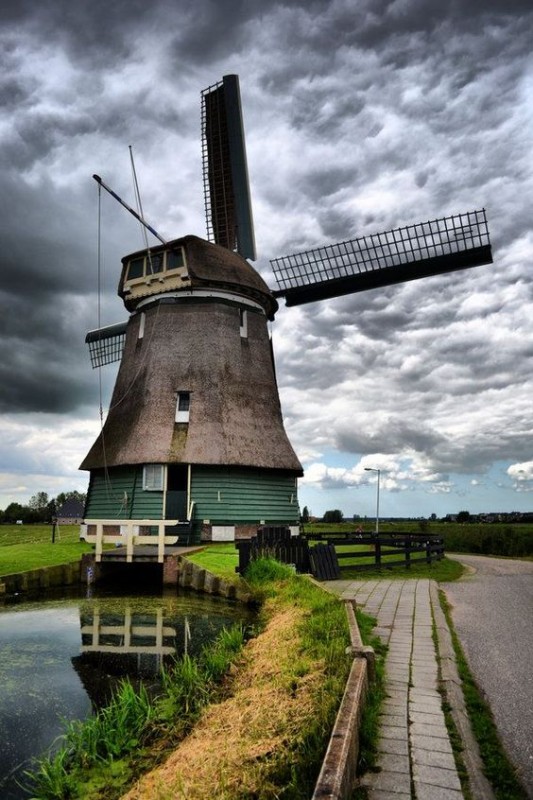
[
  {"left": 201, "top": 75, "right": 256, "bottom": 260},
  {"left": 86, "top": 322, "right": 127, "bottom": 368},
  {"left": 271, "top": 209, "right": 492, "bottom": 306}
]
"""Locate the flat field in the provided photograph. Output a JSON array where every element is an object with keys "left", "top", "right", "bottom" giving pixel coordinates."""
[{"left": 0, "top": 524, "right": 92, "bottom": 577}]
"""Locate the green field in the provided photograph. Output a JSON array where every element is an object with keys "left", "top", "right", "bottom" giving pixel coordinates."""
[
  {"left": 303, "top": 520, "right": 533, "bottom": 558},
  {"left": 0, "top": 524, "right": 92, "bottom": 577},
  {"left": 1, "top": 518, "right": 530, "bottom": 581}
]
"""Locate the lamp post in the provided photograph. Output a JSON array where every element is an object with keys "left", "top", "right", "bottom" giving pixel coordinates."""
[{"left": 364, "top": 468, "right": 381, "bottom": 535}]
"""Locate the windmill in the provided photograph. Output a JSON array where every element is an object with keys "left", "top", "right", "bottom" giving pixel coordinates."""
[{"left": 80, "top": 74, "right": 492, "bottom": 554}]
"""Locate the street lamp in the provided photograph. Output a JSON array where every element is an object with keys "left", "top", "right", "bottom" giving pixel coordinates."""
[{"left": 364, "top": 468, "right": 381, "bottom": 535}]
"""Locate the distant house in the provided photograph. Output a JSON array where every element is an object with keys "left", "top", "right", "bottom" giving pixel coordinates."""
[{"left": 56, "top": 498, "right": 85, "bottom": 525}]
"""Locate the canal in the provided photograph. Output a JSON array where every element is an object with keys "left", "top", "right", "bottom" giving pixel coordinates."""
[{"left": 0, "top": 583, "right": 255, "bottom": 799}]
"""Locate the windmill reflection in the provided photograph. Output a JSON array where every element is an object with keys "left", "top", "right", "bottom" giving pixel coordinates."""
[{"left": 72, "top": 603, "right": 190, "bottom": 708}]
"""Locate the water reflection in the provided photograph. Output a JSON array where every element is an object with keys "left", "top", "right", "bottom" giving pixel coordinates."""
[{"left": 0, "top": 588, "right": 253, "bottom": 799}]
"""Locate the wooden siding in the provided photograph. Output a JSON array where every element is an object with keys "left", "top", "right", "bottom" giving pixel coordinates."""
[
  {"left": 85, "top": 468, "right": 164, "bottom": 519},
  {"left": 191, "top": 467, "right": 299, "bottom": 524}
]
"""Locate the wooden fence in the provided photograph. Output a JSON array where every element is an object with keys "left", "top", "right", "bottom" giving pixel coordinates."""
[
  {"left": 307, "top": 532, "right": 445, "bottom": 575},
  {"left": 236, "top": 527, "right": 311, "bottom": 575},
  {"left": 236, "top": 529, "right": 444, "bottom": 580}
]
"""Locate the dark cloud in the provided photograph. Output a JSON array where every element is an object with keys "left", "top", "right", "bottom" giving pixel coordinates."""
[{"left": 0, "top": 0, "right": 532, "bottom": 510}]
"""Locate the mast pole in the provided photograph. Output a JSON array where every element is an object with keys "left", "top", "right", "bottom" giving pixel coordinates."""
[{"left": 92, "top": 174, "right": 167, "bottom": 245}]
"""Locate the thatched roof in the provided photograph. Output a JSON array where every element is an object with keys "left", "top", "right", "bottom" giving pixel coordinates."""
[{"left": 81, "top": 280, "right": 302, "bottom": 475}]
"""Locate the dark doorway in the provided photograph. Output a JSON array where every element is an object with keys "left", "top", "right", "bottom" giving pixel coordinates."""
[{"left": 166, "top": 465, "right": 188, "bottom": 520}]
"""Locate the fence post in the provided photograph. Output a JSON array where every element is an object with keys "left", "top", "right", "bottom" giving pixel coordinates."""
[
  {"left": 375, "top": 539, "right": 381, "bottom": 568},
  {"left": 236, "top": 540, "right": 252, "bottom": 574},
  {"left": 426, "top": 539, "right": 432, "bottom": 564}
]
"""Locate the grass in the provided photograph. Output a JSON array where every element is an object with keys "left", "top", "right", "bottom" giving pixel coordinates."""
[
  {"left": 0, "top": 525, "right": 92, "bottom": 577},
  {"left": 186, "top": 543, "right": 240, "bottom": 581},
  {"left": 24, "top": 623, "right": 248, "bottom": 800},
  {"left": 353, "top": 613, "right": 388, "bottom": 777},
  {"left": 185, "top": 541, "right": 466, "bottom": 584},
  {"left": 341, "top": 556, "right": 465, "bottom": 582},
  {"left": 438, "top": 590, "right": 529, "bottom": 800},
  {"left": 25, "top": 558, "right": 367, "bottom": 799},
  {"left": 108, "top": 559, "right": 365, "bottom": 799},
  {"left": 304, "top": 521, "right": 533, "bottom": 558}
]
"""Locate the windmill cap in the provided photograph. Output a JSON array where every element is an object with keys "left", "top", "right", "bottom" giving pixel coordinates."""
[{"left": 119, "top": 235, "right": 278, "bottom": 318}]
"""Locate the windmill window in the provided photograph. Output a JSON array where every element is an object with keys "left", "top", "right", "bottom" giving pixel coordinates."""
[
  {"left": 125, "top": 247, "right": 186, "bottom": 285},
  {"left": 143, "top": 464, "right": 165, "bottom": 491},
  {"left": 147, "top": 253, "right": 164, "bottom": 274},
  {"left": 128, "top": 258, "right": 144, "bottom": 280},
  {"left": 239, "top": 309, "right": 248, "bottom": 338},
  {"left": 175, "top": 391, "right": 190, "bottom": 423},
  {"left": 167, "top": 250, "right": 185, "bottom": 271}
]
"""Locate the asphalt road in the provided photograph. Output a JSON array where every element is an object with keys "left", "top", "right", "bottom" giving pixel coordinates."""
[{"left": 442, "top": 554, "right": 533, "bottom": 798}]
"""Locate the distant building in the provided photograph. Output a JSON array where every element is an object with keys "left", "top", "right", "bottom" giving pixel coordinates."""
[{"left": 56, "top": 498, "right": 84, "bottom": 525}]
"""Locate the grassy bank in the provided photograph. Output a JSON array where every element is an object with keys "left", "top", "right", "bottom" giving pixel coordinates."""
[
  {"left": 0, "top": 524, "right": 91, "bottom": 577},
  {"left": 24, "top": 559, "right": 363, "bottom": 799},
  {"left": 25, "top": 624, "right": 248, "bottom": 799}
]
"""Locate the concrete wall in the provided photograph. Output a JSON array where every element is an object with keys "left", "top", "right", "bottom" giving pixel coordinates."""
[{"left": 0, "top": 561, "right": 81, "bottom": 596}]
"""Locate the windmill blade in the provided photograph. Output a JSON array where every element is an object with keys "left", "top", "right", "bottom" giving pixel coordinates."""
[
  {"left": 85, "top": 321, "right": 128, "bottom": 368},
  {"left": 271, "top": 209, "right": 492, "bottom": 306},
  {"left": 201, "top": 74, "right": 256, "bottom": 261}
]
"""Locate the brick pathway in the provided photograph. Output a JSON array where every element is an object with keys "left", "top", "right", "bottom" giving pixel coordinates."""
[{"left": 324, "top": 578, "right": 464, "bottom": 799}]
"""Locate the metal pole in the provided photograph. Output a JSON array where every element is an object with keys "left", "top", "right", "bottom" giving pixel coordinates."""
[
  {"left": 365, "top": 468, "right": 381, "bottom": 536},
  {"left": 92, "top": 174, "right": 167, "bottom": 245},
  {"left": 376, "top": 470, "right": 380, "bottom": 535}
]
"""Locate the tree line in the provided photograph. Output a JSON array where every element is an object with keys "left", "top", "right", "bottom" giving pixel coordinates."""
[{"left": 0, "top": 490, "right": 86, "bottom": 524}]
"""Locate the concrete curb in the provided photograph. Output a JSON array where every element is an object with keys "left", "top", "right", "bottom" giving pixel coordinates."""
[{"left": 430, "top": 581, "right": 495, "bottom": 800}]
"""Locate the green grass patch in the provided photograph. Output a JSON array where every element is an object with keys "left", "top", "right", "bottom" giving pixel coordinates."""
[
  {"left": 438, "top": 590, "right": 529, "bottom": 800},
  {"left": 186, "top": 543, "right": 239, "bottom": 581},
  {"left": 0, "top": 541, "right": 92, "bottom": 577},
  {"left": 355, "top": 616, "right": 388, "bottom": 778},
  {"left": 241, "top": 559, "right": 355, "bottom": 798},
  {"left": 341, "top": 556, "right": 465, "bottom": 582},
  {"left": 0, "top": 524, "right": 81, "bottom": 547},
  {"left": 0, "top": 524, "right": 92, "bottom": 577}
]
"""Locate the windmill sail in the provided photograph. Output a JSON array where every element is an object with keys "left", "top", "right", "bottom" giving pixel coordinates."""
[
  {"left": 86, "top": 321, "right": 127, "bottom": 368},
  {"left": 271, "top": 209, "right": 492, "bottom": 306},
  {"left": 201, "top": 74, "right": 256, "bottom": 261}
]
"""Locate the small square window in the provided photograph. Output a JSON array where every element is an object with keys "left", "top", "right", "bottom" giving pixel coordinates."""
[
  {"left": 143, "top": 464, "right": 165, "bottom": 491},
  {"left": 176, "top": 392, "right": 190, "bottom": 422}
]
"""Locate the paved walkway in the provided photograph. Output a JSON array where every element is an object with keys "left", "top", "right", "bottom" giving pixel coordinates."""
[{"left": 324, "top": 578, "right": 464, "bottom": 799}]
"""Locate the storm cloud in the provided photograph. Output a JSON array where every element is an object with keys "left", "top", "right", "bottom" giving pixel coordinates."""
[{"left": 1, "top": 0, "right": 532, "bottom": 513}]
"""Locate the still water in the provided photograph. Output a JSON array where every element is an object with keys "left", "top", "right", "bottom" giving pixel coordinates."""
[{"left": 0, "top": 585, "right": 254, "bottom": 799}]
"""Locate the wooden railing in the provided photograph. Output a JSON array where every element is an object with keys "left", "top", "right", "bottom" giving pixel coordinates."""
[
  {"left": 81, "top": 519, "right": 180, "bottom": 563},
  {"left": 306, "top": 532, "right": 445, "bottom": 575},
  {"left": 235, "top": 529, "right": 445, "bottom": 580}
]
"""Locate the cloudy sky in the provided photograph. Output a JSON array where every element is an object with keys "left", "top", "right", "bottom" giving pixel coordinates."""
[{"left": 1, "top": 0, "right": 532, "bottom": 518}]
